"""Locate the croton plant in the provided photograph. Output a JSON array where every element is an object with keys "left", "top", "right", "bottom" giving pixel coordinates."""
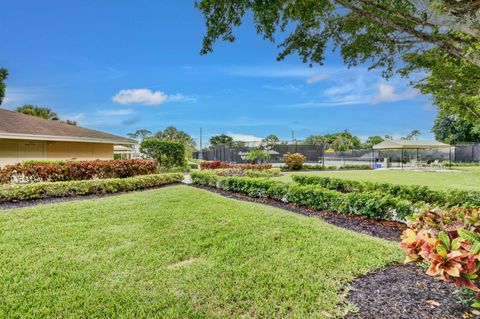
[{"left": 400, "top": 207, "right": 480, "bottom": 308}]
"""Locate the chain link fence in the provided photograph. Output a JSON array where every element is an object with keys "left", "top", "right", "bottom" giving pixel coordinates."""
[{"left": 193, "top": 141, "right": 480, "bottom": 167}]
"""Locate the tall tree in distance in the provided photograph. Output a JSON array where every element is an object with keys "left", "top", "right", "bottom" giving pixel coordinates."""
[
  {"left": 402, "top": 129, "right": 421, "bottom": 140},
  {"left": 363, "top": 135, "right": 384, "bottom": 148},
  {"left": 16, "top": 105, "right": 59, "bottom": 120},
  {"left": 0, "top": 68, "right": 8, "bottom": 105},
  {"left": 209, "top": 134, "right": 234, "bottom": 148},
  {"left": 127, "top": 129, "right": 152, "bottom": 141},
  {"left": 262, "top": 134, "right": 280, "bottom": 148},
  {"left": 155, "top": 126, "right": 196, "bottom": 158}
]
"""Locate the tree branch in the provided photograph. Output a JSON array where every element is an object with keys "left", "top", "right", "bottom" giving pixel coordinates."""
[{"left": 335, "top": 0, "right": 480, "bottom": 67}]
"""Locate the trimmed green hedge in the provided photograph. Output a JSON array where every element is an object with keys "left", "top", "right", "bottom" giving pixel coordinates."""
[
  {"left": 0, "top": 173, "right": 183, "bottom": 203},
  {"left": 191, "top": 171, "right": 415, "bottom": 220},
  {"left": 292, "top": 175, "right": 480, "bottom": 208},
  {"left": 280, "top": 164, "right": 372, "bottom": 171}
]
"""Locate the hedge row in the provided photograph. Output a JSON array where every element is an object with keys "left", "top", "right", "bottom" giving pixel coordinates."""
[
  {"left": 213, "top": 168, "right": 281, "bottom": 178},
  {"left": 0, "top": 173, "right": 183, "bottom": 203},
  {"left": 280, "top": 164, "right": 372, "bottom": 171},
  {"left": 191, "top": 171, "right": 415, "bottom": 220},
  {"left": 292, "top": 175, "right": 480, "bottom": 208},
  {"left": 0, "top": 159, "right": 158, "bottom": 184},
  {"left": 200, "top": 161, "right": 272, "bottom": 170}
]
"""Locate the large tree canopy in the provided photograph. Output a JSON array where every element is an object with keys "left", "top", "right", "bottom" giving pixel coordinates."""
[
  {"left": 0, "top": 68, "right": 8, "bottom": 105},
  {"left": 196, "top": 0, "right": 480, "bottom": 70},
  {"left": 196, "top": 0, "right": 480, "bottom": 121},
  {"left": 432, "top": 112, "right": 480, "bottom": 145}
]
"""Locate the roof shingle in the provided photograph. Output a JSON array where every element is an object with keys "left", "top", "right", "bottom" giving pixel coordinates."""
[{"left": 0, "top": 109, "right": 135, "bottom": 144}]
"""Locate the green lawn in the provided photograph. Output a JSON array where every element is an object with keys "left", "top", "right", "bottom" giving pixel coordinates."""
[
  {"left": 280, "top": 167, "right": 480, "bottom": 191},
  {"left": 1, "top": 185, "right": 401, "bottom": 318}
]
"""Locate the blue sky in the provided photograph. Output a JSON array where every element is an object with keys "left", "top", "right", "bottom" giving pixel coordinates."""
[{"left": 1, "top": 0, "right": 436, "bottom": 144}]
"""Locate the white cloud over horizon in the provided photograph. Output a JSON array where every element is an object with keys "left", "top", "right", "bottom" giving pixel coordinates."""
[
  {"left": 112, "top": 89, "right": 196, "bottom": 105},
  {"left": 370, "top": 83, "right": 418, "bottom": 104}
]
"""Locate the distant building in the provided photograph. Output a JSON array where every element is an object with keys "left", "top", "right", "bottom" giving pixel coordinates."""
[{"left": 0, "top": 109, "right": 136, "bottom": 166}]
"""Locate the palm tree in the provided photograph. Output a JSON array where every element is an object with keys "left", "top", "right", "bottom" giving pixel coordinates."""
[{"left": 16, "top": 105, "right": 59, "bottom": 120}]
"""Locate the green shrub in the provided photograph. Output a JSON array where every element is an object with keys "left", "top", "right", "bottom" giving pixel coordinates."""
[
  {"left": 280, "top": 164, "right": 372, "bottom": 171},
  {"left": 140, "top": 138, "right": 186, "bottom": 168},
  {"left": 188, "top": 162, "right": 199, "bottom": 169},
  {"left": 245, "top": 149, "right": 270, "bottom": 164},
  {"left": 292, "top": 175, "right": 480, "bottom": 208},
  {"left": 0, "top": 173, "right": 183, "bottom": 203},
  {"left": 191, "top": 171, "right": 224, "bottom": 187},
  {"left": 245, "top": 168, "right": 281, "bottom": 178},
  {"left": 191, "top": 171, "right": 416, "bottom": 220},
  {"left": 283, "top": 153, "right": 305, "bottom": 170}
]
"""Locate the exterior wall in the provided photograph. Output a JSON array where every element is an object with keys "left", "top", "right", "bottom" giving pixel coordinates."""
[
  {"left": 0, "top": 139, "right": 46, "bottom": 166},
  {"left": 46, "top": 141, "right": 112, "bottom": 160},
  {"left": 0, "top": 139, "right": 113, "bottom": 166}
]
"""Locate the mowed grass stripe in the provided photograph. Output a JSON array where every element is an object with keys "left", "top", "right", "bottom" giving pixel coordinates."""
[{"left": 0, "top": 185, "right": 402, "bottom": 318}]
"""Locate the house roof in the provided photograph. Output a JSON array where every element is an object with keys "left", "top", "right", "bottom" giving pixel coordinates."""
[
  {"left": 372, "top": 139, "right": 451, "bottom": 150},
  {"left": 0, "top": 109, "right": 136, "bottom": 145}
]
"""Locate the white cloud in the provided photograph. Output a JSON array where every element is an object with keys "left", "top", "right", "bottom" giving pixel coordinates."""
[
  {"left": 112, "top": 89, "right": 196, "bottom": 105},
  {"left": 97, "top": 109, "right": 134, "bottom": 116},
  {"left": 262, "top": 84, "right": 303, "bottom": 93},
  {"left": 306, "top": 72, "right": 329, "bottom": 84},
  {"left": 371, "top": 83, "right": 418, "bottom": 104},
  {"left": 112, "top": 89, "right": 168, "bottom": 105},
  {"left": 226, "top": 132, "right": 263, "bottom": 142}
]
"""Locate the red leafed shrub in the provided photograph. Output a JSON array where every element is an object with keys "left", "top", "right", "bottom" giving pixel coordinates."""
[
  {"left": 400, "top": 208, "right": 480, "bottom": 308},
  {"left": 0, "top": 159, "right": 157, "bottom": 184},
  {"left": 200, "top": 161, "right": 230, "bottom": 170},
  {"left": 200, "top": 161, "right": 272, "bottom": 170}
]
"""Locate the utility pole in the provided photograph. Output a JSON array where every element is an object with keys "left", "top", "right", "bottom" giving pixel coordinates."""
[
  {"left": 199, "top": 127, "right": 203, "bottom": 160},
  {"left": 291, "top": 130, "right": 295, "bottom": 144}
]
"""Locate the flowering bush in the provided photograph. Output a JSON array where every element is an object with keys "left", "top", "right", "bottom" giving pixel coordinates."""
[
  {"left": 0, "top": 159, "right": 157, "bottom": 184},
  {"left": 283, "top": 153, "right": 305, "bottom": 170},
  {"left": 400, "top": 208, "right": 480, "bottom": 308},
  {"left": 200, "top": 161, "right": 272, "bottom": 170}
]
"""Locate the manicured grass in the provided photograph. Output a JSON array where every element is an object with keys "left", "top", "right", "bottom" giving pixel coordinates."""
[
  {"left": 0, "top": 185, "right": 401, "bottom": 318},
  {"left": 280, "top": 167, "right": 480, "bottom": 191}
]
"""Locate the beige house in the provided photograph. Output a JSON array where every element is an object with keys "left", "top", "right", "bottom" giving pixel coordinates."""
[{"left": 0, "top": 109, "right": 136, "bottom": 166}]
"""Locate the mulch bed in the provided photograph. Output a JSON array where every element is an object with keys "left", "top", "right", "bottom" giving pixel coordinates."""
[
  {"left": 191, "top": 184, "right": 405, "bottom": 241},
  {"left": 345, "top": 264, "right": 473, "bottom": 319},
  {"left": 0, "top": 183, "right": 181, "bottom": 210}
]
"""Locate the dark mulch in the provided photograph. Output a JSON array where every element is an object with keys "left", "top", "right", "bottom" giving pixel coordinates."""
[
  {"left": 191, "top": 184, "right": 405, "bottom": 241},
  {"left": 345, "top": 264, "right": 473, "bottom": 319},
  {"left": 0, "top": 183, "right": 181, "bottom": 211}
]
